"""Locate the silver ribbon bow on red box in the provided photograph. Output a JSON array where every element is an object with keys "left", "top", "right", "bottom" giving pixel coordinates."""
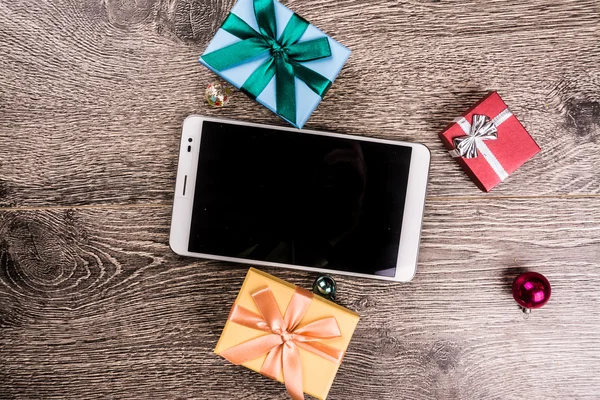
[{"left": 449, "top": 108, "right": 513, "bottom": 181}]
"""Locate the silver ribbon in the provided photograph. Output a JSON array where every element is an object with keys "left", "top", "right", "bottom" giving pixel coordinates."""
[
  {"left": 453, "top": 114, "right": 498, "bottom": 158},
  {"left": 449, "top": 108, "right": 513, "bottom": 181}
]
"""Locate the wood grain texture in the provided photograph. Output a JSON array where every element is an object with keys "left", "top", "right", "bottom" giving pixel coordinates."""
[
  {"left": 1, "top": 199, "right": 600, "bottom": 399},
  {"left": 1, "top": 0, "right": 600, "bottom": 399},
  {"left": 0, "top": 0, "right": 599, "bottom": 208}
]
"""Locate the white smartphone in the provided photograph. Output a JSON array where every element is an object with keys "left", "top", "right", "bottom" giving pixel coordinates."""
[{"left": 170, "top": 116, "right": 430, "bottom": 282}]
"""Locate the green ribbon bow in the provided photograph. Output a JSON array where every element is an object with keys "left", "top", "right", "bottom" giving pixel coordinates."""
[{"left": 202, "top": 0, "right": 333, "bottom": 125}]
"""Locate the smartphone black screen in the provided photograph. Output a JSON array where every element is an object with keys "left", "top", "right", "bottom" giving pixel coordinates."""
[{"left": 188, "top": 121, "right": 412, "bottom": 277}]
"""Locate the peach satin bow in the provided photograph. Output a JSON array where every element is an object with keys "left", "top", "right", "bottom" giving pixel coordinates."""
[{"left": 220, "top": 286, "right": 345, "bottom": 400}]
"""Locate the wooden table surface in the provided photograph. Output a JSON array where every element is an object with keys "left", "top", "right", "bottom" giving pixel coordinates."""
[{"left": 1, "top": 0, "right": 599, "bottom": 399}]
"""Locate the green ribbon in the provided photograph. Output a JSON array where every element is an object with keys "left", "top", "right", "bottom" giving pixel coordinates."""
[{"left": 202, "top": 0, "right": 333, "bottom": 125}]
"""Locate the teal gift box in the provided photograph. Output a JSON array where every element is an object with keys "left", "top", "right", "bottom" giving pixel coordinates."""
[{"left": 199, "top": 0, "right": 351, "bottom": 129}]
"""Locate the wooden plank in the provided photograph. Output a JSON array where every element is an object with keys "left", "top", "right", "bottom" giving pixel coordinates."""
[
  {"left": 1, "top": 197, "right": 599, "bottom": 398},
  {"left": 1, "top": 0, "right": 599, "bottom": 208}
]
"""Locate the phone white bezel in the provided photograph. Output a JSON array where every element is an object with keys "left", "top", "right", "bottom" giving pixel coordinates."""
[{"left": 169, "top": 115, "right": 430, "bottom": 282}]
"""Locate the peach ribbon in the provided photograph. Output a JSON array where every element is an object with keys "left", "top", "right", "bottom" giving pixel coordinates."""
[{"left": 220, "top": 286, "right": 344, "bottom": 400}]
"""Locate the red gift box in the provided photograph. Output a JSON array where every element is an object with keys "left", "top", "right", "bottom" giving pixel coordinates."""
[{"left": 439, "top": 91, "right": 540, "bottom": 192}]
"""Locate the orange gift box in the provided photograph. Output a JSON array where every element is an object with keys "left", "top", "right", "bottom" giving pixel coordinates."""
[{"left": 214, "top": 268, "right": 360, "bottom": 400}]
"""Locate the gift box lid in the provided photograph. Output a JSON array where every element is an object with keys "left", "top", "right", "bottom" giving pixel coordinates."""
[
  {"left": 199, "top": 0, "right": 351, "bottom": 129},
  {"left": 215, "top": 268, "right": 360, "bottom": 400},
  {"left": 439, "top": 91, "right": 541, "bottom": 192}
]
